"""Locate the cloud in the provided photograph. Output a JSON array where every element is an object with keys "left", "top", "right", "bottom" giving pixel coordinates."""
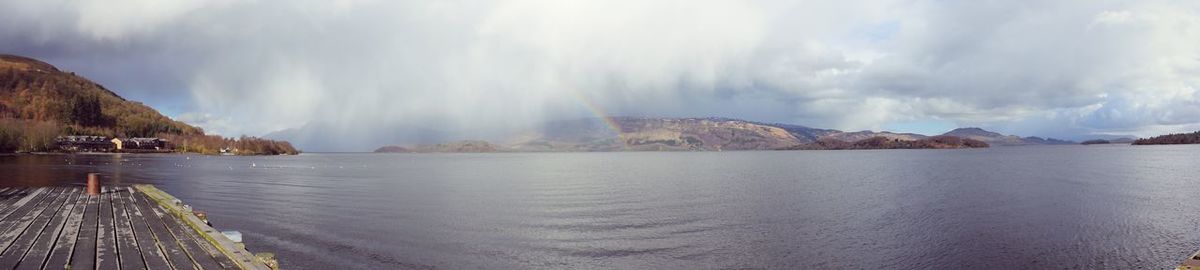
[{"left": 0, "top": 0, "right": 1198, "bottom": 150}]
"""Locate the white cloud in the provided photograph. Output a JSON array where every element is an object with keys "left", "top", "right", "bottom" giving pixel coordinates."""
[{"left": 1, "top": 0, "right": 1199, "bottom": 150}]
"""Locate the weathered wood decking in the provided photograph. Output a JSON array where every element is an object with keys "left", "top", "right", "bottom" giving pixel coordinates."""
[{"left": 0, "top": 185, "right": 272, "bottom": 270}]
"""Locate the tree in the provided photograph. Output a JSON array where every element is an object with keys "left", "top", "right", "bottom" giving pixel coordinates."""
[{"left": 69, "top": 95, "right": 104, "bottom": 126}]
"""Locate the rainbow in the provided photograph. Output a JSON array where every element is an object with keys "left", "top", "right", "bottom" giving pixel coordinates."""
[{"left": 571, "top": 90, "right": 626, "bottom": 147}]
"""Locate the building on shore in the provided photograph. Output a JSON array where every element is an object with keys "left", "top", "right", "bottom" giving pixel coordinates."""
[
  {"left": 56, "top": 136, "right": 115, "bottom": 152},
  {"left": 112, "top": 137, "right": 171, "bottom": 151},
  {"left": 55, "top": 136, "right": 173, "bottom": 152}
]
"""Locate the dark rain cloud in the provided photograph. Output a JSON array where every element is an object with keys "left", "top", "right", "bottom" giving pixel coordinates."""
[{"left": 0, "top": 0, "right": 1197, "bottom": 151}]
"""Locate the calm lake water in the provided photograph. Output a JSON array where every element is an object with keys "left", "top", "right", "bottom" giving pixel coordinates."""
[{"left": 2, "top": 145, "right": 1200, "bottom": 269}]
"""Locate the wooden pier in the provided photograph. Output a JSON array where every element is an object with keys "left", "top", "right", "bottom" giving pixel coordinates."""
[
  {"left": 0, "top": 185, "right": 274, "bottom": 270},
  {"left": 1180, "top": 250, "right": 1200, "bottom": 270}
]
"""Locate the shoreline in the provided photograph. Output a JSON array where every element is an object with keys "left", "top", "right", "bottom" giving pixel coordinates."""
[{"left": 0, "top": 151, "right": 295, "bottom": 156}]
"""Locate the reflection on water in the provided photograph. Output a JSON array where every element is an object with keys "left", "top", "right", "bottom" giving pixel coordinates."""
[{"left": 2, "top": 145, "right": 1200, "bottom": 269}]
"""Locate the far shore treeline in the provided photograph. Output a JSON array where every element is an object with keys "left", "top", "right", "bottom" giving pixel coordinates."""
[
  {"left": 0, "top": 54, "right": 297, "bottom": 155},
  {"left": 1133, "top": 131, "right": 1200, "bottom": 145}
]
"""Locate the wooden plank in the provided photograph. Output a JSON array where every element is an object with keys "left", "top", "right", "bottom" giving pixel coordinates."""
[
  {"left": 43, "top": 191, "right": 90, "bottom": 270},
  {"left": 0, "top": 187, "right": 72, "bottom": 269},
  {"left": 0, "top": 187, "right": 25, "bottom": 217},
  {"left": 4, "top": 187, "right": 28, "bottom": 196},
  {"left": 112, "top": 186, "right": 146, "bottom": 270},
  {"left": 0, "top": 187, "right": 15, "bottom": 202},
  {"left": 130, "top": 188, "right": 198, "bottom": 270},
  {"left": 134, "top": 184, "right": 271, "bottom": 270},
  {"left": 0, "top": 187, "right": 46, "bottom": 224},
  {"left": 0, "top": 187, "right": 63, "bottom": 254},
  {"left": 0, "top": 187, "right": 23, "bottom": 205},
  {"left": 142, "top": 189, "right": 231, "bottom": 269},
  {"left": 0, "top": 187, "right": 53, "bottom": 230},
  {"left": 69, "top": 190, "right": 101, "bottom": 270},
  {"left": 133, "top": 188, "right": 215, "bottom": 270},
  {"left": 94, "top": 188, "right": 119, "bottom": 270},
  {"left": 13, "top": 188, "right": 79, "bottom": 270},
  {"left": 155, "top": 190, "right": 238, "bottom": 270},
  {"left": 12, "top": 187, "right": 78, "bottom": 270},
  {"left": 4, "top": 187, "right": 29, "bottom": 197},
  {"left": 125, "top": 187, "right": 173, "bottom": 270},
  {"left": 174, "top": 218, "right": 238, "bottom": 270},
  {"left": 0, "top": 187, "right": 16, "bottom": 200}
]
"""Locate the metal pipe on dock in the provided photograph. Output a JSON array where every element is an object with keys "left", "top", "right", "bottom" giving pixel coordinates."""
[{"left": 86, "top": 173, "right": 100, "bottom": 195}]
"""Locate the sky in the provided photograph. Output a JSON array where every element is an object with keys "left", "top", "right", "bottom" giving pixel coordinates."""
[{"left": 1, "top": 0, "right": 1198, "bottom": 151}]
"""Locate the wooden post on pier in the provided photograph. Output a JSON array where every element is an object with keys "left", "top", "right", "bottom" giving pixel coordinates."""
[{"left": 86, "top": 173, "right": 100, "bottom": 195}]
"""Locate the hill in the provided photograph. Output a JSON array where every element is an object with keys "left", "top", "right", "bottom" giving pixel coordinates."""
[
  {"left": 782, "top": 135, "right": 989, "bottom": 150},
  {"left": 375, "top": 140, "right": 499, "bottom": 153},
  {"left": 0, "top": 55, "right": 201, "bottom": 137},
  {"left": 941, "top": 127, "right": 1074, "bottom": 146},
  {"left": 1132, "top": 131, "right": 1200, "bottom": 145},
  {"left": 372, "top": 117, "right": 1073, "bottom": 152},
  {"left": 0, "top": 54, "right": 296, "bottom": 154},
  {"left": 942, "top": 127, "right": 1025, "bottom": 146},
  {"left": 792, "top": 127, "right": 1071, "bottom": 146},
  {"left": 742, "top": 120, "right": 840, "bottom": 143},
  {"left": 822, "top": 130, "right": 929, "bottom": 142},
  {"left": 509, "top": 117, "right": 802, "bottom": 151},
  {"left": 1109, "top": 137, "right": 1136, "bottom": 144},
  {"left": 1021, "top": 136, "right": 1075, "bottom": 145}
]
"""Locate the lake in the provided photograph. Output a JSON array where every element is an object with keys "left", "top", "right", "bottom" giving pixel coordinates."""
[{"left": 2, "top": 145, "right": 1199, "bottom": 269}]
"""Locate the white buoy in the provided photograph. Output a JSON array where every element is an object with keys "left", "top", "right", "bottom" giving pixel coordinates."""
[{"left": 221, "top": 231, "right": 243, "bottom": 243}]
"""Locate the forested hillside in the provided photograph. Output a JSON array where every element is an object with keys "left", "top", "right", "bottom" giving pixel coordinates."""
[
  {"left": 0, "top": 54, "right": 296, "bottom": 154},
  {"left": 1133, "top": 131, "right": 1200, "bottom": 145}
]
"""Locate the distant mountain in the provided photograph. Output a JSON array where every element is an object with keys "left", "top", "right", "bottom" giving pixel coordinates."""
[
  {"left": 510, "top": 117, "right": 801, "bottom": 151},
  {"left": 941, "top": 127, "right": 1074, "bottom": 146},
  {"left": 371, "top": 117, "right": 1075, "bottom": 152},
  {"left": 373, "top": 145, "right": 410, "bottom": 153},
  {"left": 942, "top": 127, "right": 1003, "bottom": 137},
  {"left": 783, "top": 135, "right": 989, "bottom": 150},
  {"left": 1021, "top": 136, "right": 1075, "bottom": 145},
  {"left": 375, "top": 140, "right": 499, "bottom": 153},
  {"left": 822, "top": 130, "right": 929, "bottom": 142},
  {"left": 1109, "top": 137, "right": 1136, "bottom": 144},
  {"left": 744, "top": 120, "right": 839, "bottom": 143},
  {"left": 942, "top": 127, "right": 1023, "bottom": 145}
]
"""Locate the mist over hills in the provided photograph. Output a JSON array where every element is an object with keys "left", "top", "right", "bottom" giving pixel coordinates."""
[
  {"left": 0, "top": 54, "right": 1127, "bottom": 153},
  {"left": 368, "top": 117, "right": 1078, "bottom": 153}
]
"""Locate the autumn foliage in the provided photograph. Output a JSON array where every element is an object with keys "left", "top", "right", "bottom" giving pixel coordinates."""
[
  {"left": 158, "top": 134, "right": 298, "bottom": 155},
  {"left": 0, "top": 54, "right": 297, "bottom": 154}
]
